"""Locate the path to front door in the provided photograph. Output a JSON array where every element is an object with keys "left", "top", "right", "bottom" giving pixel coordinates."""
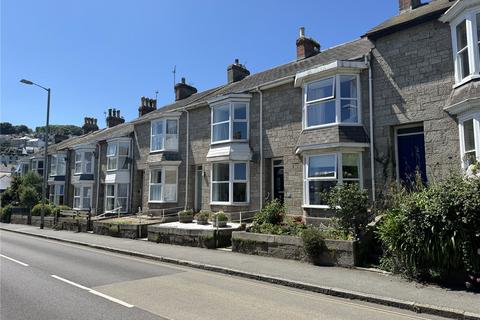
[{"left": 272, "top": 159, "right": 284, "bottom": 203}]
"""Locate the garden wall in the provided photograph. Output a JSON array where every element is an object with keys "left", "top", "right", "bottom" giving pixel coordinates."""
[
  {"left": 92, "top": 221, "right": 149, "bottom": 239},
  {"left": 232, "top": 231, "right": 359, "bottom": 267}
]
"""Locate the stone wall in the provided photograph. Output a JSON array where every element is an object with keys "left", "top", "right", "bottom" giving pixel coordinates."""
[
  {"left": 371, "top": 19, "right": 459, "bottom": 195},
  {"left": 232, "top": 231, "right": 359, "bottom": 267}
]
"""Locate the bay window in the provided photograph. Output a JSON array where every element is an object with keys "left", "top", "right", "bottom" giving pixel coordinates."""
[
  {"left": 48, "top": 184, "right": 64, "bottom": 205},
  {"left": 32, "top": 159, "right": 44, "bottom": 177},
  {"left": 304, "top": 152, "right": 362, "bottom": 207},
  {"left": 105, "top": 183, "right": 129, "bottom": 213},
  {"left": 50, "top": 154, "right": 66, "bottom": 176},
  {"left": 304, "top": 74, "right": 360, "bottom": 128},
  {"left": 74, "top": 151, "right": 94, "bottom": 174},
  {"left": 460, "top": 114, "right": 480, "bottom": 169},
  {"left": 149, "top": 167, "right": 178, "bottom": 202},
  {"left": 450, "top": 10, "right": 480, "bottom": 83},
  {"left": 211, "top": 102, "right": 248, "bottom": 143},
  {"left": 73, "top": 185, "right": 92, "bottom": 210},
  {"left": 151, "top": 118, "right": 179, "bottom": 152},
  {"left": 211, "top": 162, "right": 248, "bottom": 204},
  {"left": 107, "top": 141, "right": 130, "bottom": 171}
]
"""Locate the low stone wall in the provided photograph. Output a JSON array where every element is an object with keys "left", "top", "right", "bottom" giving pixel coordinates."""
[
  {"left": 31, "top": 216, "right": 56, "bottom": 228},
  {"left": 147, "top": 225, "right": 235, "bottom": 249},
  {"left": 59, "top": 218, "right": 90, "bottom": 232},
  {"left": 232, "top": 231, "right": 359, "bottom": 267},
  {"left": 93, "top": 221, "right": 149, "bottom": 239},
  {"left": 10, "top": 214, "right": 29, "bottom": 225}
]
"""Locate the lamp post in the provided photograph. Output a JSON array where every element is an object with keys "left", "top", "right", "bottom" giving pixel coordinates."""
[{"left": 20, "top": 79, "right": 50, "bottom": 230}]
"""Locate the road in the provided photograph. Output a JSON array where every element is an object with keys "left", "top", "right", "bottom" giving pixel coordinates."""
[{"left": 0, "top": 231, "right": 448, "bottom": 320}]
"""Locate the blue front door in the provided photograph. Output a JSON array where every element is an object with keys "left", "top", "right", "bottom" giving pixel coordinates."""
[{"left": 397, "top": 131, "right": 427, "bottom": 186}]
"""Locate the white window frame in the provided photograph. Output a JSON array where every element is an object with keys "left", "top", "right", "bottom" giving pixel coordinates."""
[
  {"left": 73, "top": 184, "right": 93, "bottom": 210},
  {"left": 106, "top": 140, "right": 130, "bottom": 172},
  {"left": 459, "top": 112, "right": 480, "bottom": 170},
  {"left": 48, "top": 183, "right": 65, "bottom": 206},
  {"left": 50, "top": 154, "right": 66, "bottom": 176},
  {"left": 104, "top": 183, "right": 129, "bottom": 213},
  {"left": 210, "top": 162, "right": 249, "bottom": 205},
  {"left": 74, "top": 150, "right": 94, "bottom": 175},
  {"left": 148, "top": 166, "right": 178, "bottom": 203},
  {"left": 150, "top": 118, "right": 179, "bottom": 152},
  {"left": 32, "top": 159, "right": 44, "bottom": 176},
  {"left": 303, "top": 74, "right": 362, "bottom": 130},
  {"left": 210, "top": 101, "right": 249, "bottom": 144},
  {"left": 450, "top": 8, "right": 480, "bottom": 86},
  {"left": 303, "top": 152, "right": 363, "bottom": 208}
]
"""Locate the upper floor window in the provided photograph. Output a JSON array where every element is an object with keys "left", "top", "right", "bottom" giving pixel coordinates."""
[
  {"left": 149, "top": 167, "right": 178, "bottom": 203},
  {"left": 304, "top": 74, "right": 360, "bottom": 129},
  {"left": 211, "top": 102, "right": 248, "bottom": 143},
  {"left": 151, "top": 119, "right": 178, "bottom": 152},
  {"left": 460, "top": 114, "right": 480, "bottom": 169},
  {"left": 211, "top": 162, "right": 248, "bottom": 204},
  {"left": 451, "top": 11, "right": 480, "bottom": 83},
  {"left": 32, "top": 159, "right": 44, "bottom": 177},
  {"left": 50, "top": 154, "right": 66, "bottom": 176},
  {"left": 304, "top": 152, "right": 362, "bottom": 207},
  {"left": 107, "top": 141, "right": 130, "bottom": 171},
  {"left": 74, "top": 150, "right": 94, "bottom": 174}
]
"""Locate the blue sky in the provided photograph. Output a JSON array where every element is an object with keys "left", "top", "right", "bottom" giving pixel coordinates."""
[{"left": 1, "top": 0, "right": 397, "bottom": 130}]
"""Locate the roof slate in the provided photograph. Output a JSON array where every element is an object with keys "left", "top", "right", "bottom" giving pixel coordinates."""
[{"left": 365, "top": 0, "right": 453, "bottom": 39}]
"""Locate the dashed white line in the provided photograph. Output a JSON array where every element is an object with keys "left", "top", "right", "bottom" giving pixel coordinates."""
[
  {"left": 0, "top": 254, "right": 29, "bottom": 266},
  {"left": 51, "top": 275, "right": 134, "bottom": 308}
]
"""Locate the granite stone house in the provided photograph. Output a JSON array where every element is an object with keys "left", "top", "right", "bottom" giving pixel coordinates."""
[{"left": 22, "top": 0, "right": 480, "bottom": 223}]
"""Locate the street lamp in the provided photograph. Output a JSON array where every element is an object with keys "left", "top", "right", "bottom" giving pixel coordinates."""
[{"left": 20, "top": 79, "right": 51, "bottom": 230}]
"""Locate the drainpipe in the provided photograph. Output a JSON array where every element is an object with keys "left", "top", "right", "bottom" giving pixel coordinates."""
[
  {"left": 95, "top": 142, "right": 101, "bottom": 214},
  {"left": 255, "top": 88, "right": 264, "bottom": 209},
  {"left": 129, "top": 136, "right": 134, "bottom": 214},
  {"left": 366, "top": 52, "right": 376, "bottom": 202},
  {"left": 184, "top": 108, "right": 190, "bottom": 210}
]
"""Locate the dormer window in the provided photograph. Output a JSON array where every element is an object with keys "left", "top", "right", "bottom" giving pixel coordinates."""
[
  {"left": 151, "top": 118, "right": 179, "bottom": 152},
  {"left": 304, "top": 74, "right": 360, "bottom": 129},
  {"left": 211, "top": 102, "right": 249, "bottom": 143}
]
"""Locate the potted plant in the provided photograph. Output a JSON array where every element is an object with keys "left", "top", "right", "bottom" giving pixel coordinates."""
[
  {"left": 195, "top": 210, "right": 210, "bottom": 225},
  {"left": 212, "top": 211, "right": 228, "bottom": 228},
  {"left": 178, "top": 210, "right": 194, "bottom": 223}
]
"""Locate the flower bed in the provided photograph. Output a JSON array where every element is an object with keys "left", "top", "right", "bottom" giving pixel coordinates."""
[{"left": 232, "top": 231, "right": 359, "bottom": 267}]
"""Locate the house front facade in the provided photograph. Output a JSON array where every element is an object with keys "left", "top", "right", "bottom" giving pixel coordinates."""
[{"left": 26, "top": 0, "right": 478, "bottom": 223}]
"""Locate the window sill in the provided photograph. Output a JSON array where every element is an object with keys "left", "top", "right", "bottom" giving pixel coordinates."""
[
  {"left": 210, "top": 202, "right": 249, "bottom": 206},
  {"left": 149, "top": 149, "right": 179, "bottom": 154},
  {"left": 303, "top": 122, "right": 362, "bottom": 131},
  {"left": 211, "top": 139, "right": 249, "bottom": 146},
  {"left": 302, "top": 205, "right": 330, "bottom": 209},
  {"left": 453, "top": 74, "right": 480, "bottom": 89},
  {"left": 148, "top": 200, "right": 177, "bottom": 204}
]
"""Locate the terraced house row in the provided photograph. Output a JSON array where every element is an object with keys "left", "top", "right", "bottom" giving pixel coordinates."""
[{"left": 19, "top": 0, "right": 480, "bottom": 223}]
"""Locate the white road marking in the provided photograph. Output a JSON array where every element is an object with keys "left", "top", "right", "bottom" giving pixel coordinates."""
[
  {"left": 51, "top": 275, "right": 134, "bottom": 308},
  {"left": 0, "top": 254, "right": 29, "bottom": 266}
]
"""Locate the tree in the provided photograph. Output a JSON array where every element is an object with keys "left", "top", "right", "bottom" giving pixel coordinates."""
[
  {"left": 22, "top": 171, "right": 43, "bottom": 195},
  {"left": 19, "top": 186, "right": 39, "bottom": 210},
  {"left": 0, "top": 122, "right": 15, "bottom": 135},
  {"left": 14, "top": 125, "right": 31, "bottom": 134}
]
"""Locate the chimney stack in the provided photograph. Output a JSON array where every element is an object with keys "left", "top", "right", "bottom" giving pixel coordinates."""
[
  {"left": 106, "top": 108, "right": 125, "bottom": 128},
  {"left": 227, "top": 59, "right": 250, "bottom": 83},
  {"left": 174, "top": 77, "right": 197, "bottom": 101},
  {"left": 82, "top": 117, "right": 99, "bottom": 134},
  {"left": 296, "top": 27, "right": 320, "bottom": 61},
  {"left": 399, "top": 0, "right": 422, "bottom": 13},
  {"left": 138, "top": 96, "right": 157, "bottom": 117}
]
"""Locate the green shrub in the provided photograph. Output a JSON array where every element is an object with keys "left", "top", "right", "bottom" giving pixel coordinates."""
[
  {"left": 196, "top": 210, "right": 210, "bottom": 220},
  {"left": 302, "top": 227, "right": 327, "bottom": 262},
  {"left": 1, "top": 189, "right": 15, "bottom": 207},
  {"left": 253, "top": 199, "right": 285, "bottom": 225},
  {"left": 52, "top": 205, "right": 72, "bottom": 216},
  {"left": 213, "top": 211, "right": 228, "bottom": 222},
  {"left": 19, "top": 186, "right": 40, "bottom": 210},
  {"left": 31, "top": 203, "right": 53, "bottom": 216},
  {"left": 327, "top": 183, "right": 370, "bottom": 237},
  {"left": 0, "top": 205, "right": 13, "bottom": 223},
  {"left": 377, "top": 175, "right": 480, "bottom": 280},
  {"left": 178, "top": 209, "right": 193, "bottom": 217}
]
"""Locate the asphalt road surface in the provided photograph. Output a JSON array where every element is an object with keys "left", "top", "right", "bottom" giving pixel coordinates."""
[{"left": 0, "top": 231, "right": 448, "bottom": 320}]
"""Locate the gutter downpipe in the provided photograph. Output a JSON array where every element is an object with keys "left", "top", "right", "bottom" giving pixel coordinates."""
[
  {"left": 255, "top": 87, "right": 264, "bottom": 210},
  {"left": 95, "top": 142, "right": 101, "bottom": 214},
  {"left": 184, "top": 108, "right": 190, "bottom": 210},
  {"left": 366, "top": 52, "right": 376, "bottom": 202}
]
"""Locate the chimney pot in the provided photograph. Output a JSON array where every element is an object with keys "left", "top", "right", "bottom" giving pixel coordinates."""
[
  {"left": 296, "top": 27, "right": 320, "bottom": 60},
  {"left": 299, "top": 27, "right": 305, "bottom": 37},
  {"left": 399, "top": 0, "right": 422, "bottom": 13},
  {"left": 108, "top": 108, "right": 112, "bottom": 117},
  {"left": 181, "top": 77, "right": 186, "bottom": 84},
  {"left": 227, "top": 60, "right": 250, "bottom": 84},
  {"left": 235, "top": 58, "right": 239, "bottom": 65},
  {"left": 175, "top": 78, "right": 197, "bottom": 101}
]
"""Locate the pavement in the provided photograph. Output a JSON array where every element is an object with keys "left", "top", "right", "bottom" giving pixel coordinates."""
[{"left": 1, "top": 223, "right": 478, "bottom": 320}]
